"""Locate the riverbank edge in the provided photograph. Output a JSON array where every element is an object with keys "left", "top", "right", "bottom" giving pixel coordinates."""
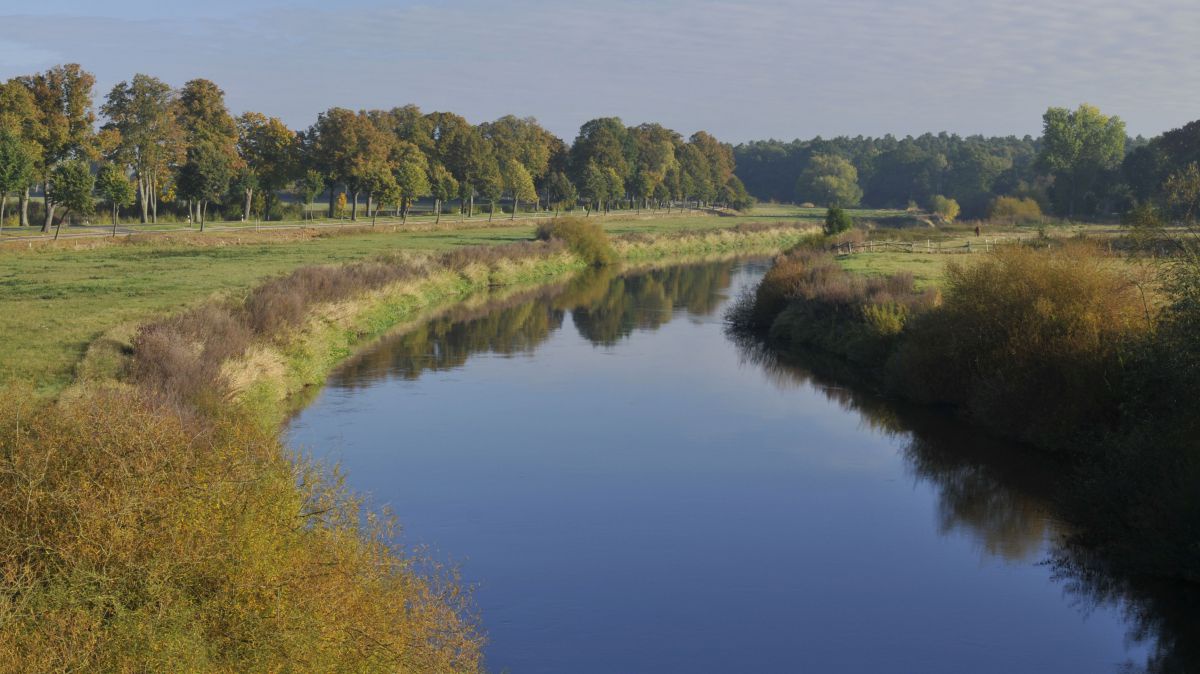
[
  {"left": 91, "top": 225, "right": 815, "bottom": 430},
  {"left": 734, "top": 242, "right": 1200, "bottom": 585}
]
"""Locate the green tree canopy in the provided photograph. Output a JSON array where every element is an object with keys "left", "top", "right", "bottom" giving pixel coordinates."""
[
  {"left": 1037, "top": 103, "right": 1125, "bottom": 217},
  {"left": 236, "top": 112, "right": 298, "bottom": 220},
  {"left": 47, "top": 158, "right": 94, "bottom": 220},
  {"left": 177, "top": 139, "right": 235, "bottom": 227},
  {"left": 502, "top": 159, "right": 537, "bottom": 219},
  {"left": 95, "top": 162, "right": 136, "bottom": 225},
  {"left": 546, "top": 170, "right": 577, "bottom": 212},
  {"left": 797, "top": 153, "right": 862, "bottom": 207},
  {"left": 101, "top": 73, "right": 182, "bottom": 224},
  {"left": 0, "top": 126, "right": 35, "bottom": 225}
]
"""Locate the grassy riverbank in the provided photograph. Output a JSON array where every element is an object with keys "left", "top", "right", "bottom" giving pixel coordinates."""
[
  {"left": 0, "top": 205, "right": 840, "bottom": 395},
  {"left": 732, "top": 233, "right": 1200, "bottom": 583},
  {"left": 0, "top": 218, "right": 811, "bottom": 670},
  {"left": 131, "top": 222, "right": 814, "bottom": 428}
]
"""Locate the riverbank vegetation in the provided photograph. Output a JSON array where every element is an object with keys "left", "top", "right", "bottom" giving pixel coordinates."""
[
  {"left": 730, "top": 229, "right": 1200, "bottom": 583},
  {"left": 0, "top": 204, "right": 830, "bottom": 396},
  {"left": 0, "top": 388, "right": 481, "bottom": 672},
  {"left": 0, "top": 220, "right": 807, "bottom": 668}
]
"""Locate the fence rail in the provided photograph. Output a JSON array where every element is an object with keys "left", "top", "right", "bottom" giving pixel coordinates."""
[{"left": 830, "top": 236, "right": 1026, "bottom": 256}]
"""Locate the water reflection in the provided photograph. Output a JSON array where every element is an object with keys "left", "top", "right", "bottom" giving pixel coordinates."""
[
  {"left": 734, "top": 339, "right": 1200, "bottom": 674},
  {"left": 331, "top": 261, "right": 738, "bottom": 388},
  {"left": 310, "top": 259, "right": 1199, "bottom": 673}
]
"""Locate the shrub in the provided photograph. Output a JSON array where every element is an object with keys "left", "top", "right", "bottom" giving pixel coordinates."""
[
  {"left": 930, "top": 195, "right": 960, "bottom": 223},
  {"left": 988, "top": 196, "right": 1044, "bottom": 225},
  {"left": 535, "top": 216, "right": 616, "bottom": 266},
  {"left": 729, "top": 248, "right": 938, "bottom": 365},
  {"left": 824, "top": 207, "right": 853, "bottom": 235},
  {"left": 887, "top": 243, "right": 1147, "bottom": 448},
  {"left": 0, "top": 387, "right": 482, "bottom": 671}
]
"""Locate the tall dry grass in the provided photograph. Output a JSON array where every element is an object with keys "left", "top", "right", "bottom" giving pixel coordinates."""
[
  {"left": 888, "top": 242, "right": 1148, "bottom": 448},
  {"left": 0, "top": 387, "right": 482, "bottom": 672},
  {"left": 130, "top": 240, "right": 566, "bottom": 406}
]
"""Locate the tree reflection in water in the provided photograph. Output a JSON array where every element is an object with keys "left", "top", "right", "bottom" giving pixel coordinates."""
[
  {"left": 330, "top": 261, "right": 737, "bottom": 388},
  {"left": 734, "top": 338, "right": 1200, "bottom": 674},
  {"left": 318, "top": 258, "right": 1200, "bottom": 674}
]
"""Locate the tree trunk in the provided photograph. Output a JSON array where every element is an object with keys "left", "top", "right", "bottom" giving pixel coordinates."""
[
  {"left": 53, "top": 209, "right": 66, "bottom": 240},
  {"left": 488, "top": 200, "right": 494, "bottom": 222},
  {"left": 138, "top": 176, "right": 150, "bottom": 224},
  {"left": 468, "top": 193, "right": 474, "bottom": 218},
  {"left": 351, "top": 191, "right": 359, "bottom": 221},
  {"left": 19, "top": 187, "right": 29, "bottom": 227},
  {"left": 511, "top": 194, "right": 517, "bottom": 220},
  {"left": 41, "top": 188, "right": 54, "bottom": 233},
  {"left": 0, "top": 193, "right": 6, "bottom": 235},
  {"left": 112, "top": 204, "right": 118, "bottom": 236},
  {"left": 435, "top": 198, "right": 441, "bottom": 225},
  {"left": 150, "top": 175, "right": 158, "bottom": 224},
  {"left": 243, "top": 187, "right": 254, "bottom": 222},
  {"left": 328, "top": 186, "right": 336, "bottom": 218}
]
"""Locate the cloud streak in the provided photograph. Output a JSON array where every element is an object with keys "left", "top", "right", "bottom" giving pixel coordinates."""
[{"left": 0, "top": 0, "right": 1196, "bottom": 141}]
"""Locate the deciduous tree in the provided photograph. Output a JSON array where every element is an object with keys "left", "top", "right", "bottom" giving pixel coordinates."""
[
  {"left": 101, "top": 74, "right": 182, "bottom": 224},
  {"left": 428, "top": 164, "right": 458, "bottom": 225},
  {"left": 236, "top": 112, "right": 297, "bottom": 221},
  {"left": 0, "top": 127, "right": 34, "bottom": 230},
  {"left": 797, "top": 154, "right": 862, "bottom": 207},
  {"left": 502, "top": 159, "right": 536, "bottom": 220},
  {"left": 94, "top": 162, "right": 135, "bottom": 229},
  {"left": 1038, "top": 104, "right": 1125, "bottom": 218},
  {"left": 47, "top": 158, "right": 94, "bottom": 236},
  {"left": 21, "top": 64, "right": 97, "bottom": 231}
]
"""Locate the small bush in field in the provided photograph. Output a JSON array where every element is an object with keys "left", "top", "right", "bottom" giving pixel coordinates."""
[
  {"left": 824, "top": 207, "right": 853, "bottom": 235},
  {"left": 535, "top": 217, "right": 615, "bottom": 266},
  {"left": 930, "top": 195, "right": 960, "bottom": 223},
  {"left": 988, "top": 196, "right": 1044, "bottom": 224}
]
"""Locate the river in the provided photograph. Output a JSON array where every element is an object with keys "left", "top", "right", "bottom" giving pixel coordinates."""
[{"left": 286, "top": 259, "right": 1193, "bottom": 673}]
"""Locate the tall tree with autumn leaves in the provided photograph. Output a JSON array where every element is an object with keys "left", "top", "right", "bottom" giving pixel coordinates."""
[{"left": 101, "top": 74, "right": 182, "bottom": 224}]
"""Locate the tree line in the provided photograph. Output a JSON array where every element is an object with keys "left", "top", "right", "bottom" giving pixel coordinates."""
[
  {"left": 0, "top": 64, "right": 755, "bottom": 232},
  {"left": 734, "top": 103, "right": 1200, "bottom": 224}
]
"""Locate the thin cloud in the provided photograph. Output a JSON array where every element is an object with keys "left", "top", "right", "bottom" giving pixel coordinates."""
[{"left": 0, "top": 0, "right": 1196, "bottom": 141}]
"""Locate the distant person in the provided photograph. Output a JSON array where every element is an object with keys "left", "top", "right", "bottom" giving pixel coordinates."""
[{"left": 974, "top": 225, "right": 980, "bottom": 237}]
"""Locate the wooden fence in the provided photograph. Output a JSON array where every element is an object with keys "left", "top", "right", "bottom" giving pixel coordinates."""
[{"left": 830, "top": 236, "right": 1026, "bottom": 256}]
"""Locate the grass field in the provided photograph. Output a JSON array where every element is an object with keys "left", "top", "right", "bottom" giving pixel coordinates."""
[
  {"left": 0, "top": 201, "right": 848, "bottom": 240},
  {"left": 0, "top": 205, "right": 858, "bottom": 393}
]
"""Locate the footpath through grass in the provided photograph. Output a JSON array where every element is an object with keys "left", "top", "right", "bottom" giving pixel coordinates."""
[{"left": 0, "top": 205, "right": 842, "bottom": 394}]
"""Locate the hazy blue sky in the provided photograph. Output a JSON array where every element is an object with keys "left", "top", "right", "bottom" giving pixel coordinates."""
[{"left": 2, "top": 0, "right": 1197, "bottom": 142}]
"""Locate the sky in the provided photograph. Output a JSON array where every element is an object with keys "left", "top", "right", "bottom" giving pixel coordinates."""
[{"left": 1, "top": 0, "right": 1198, "bottom": 143}]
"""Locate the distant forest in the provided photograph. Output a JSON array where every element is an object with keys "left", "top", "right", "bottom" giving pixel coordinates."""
[{"left": 735, "top": 110, "right": 1200, "bottom": 222}]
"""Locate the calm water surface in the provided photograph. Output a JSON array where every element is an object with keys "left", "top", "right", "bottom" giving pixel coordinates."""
[{"left": 286, "top": 260, "right": 1191, "bottom": 673}]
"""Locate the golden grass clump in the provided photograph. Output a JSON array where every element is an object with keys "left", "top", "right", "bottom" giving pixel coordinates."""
[
  {"left": 535, "top": 217, "right": 616, "bottom": 267},
  {"left": 889, "top": 242, "right": 1149, "bottom": 447},
  {"left": 0, "top": 387, "right": 482, "bottom": 672}
]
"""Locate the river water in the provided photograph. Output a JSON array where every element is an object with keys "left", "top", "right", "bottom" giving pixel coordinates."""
[{"left": 286, "top": 259, "right": 1190, "bottom": 673}]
